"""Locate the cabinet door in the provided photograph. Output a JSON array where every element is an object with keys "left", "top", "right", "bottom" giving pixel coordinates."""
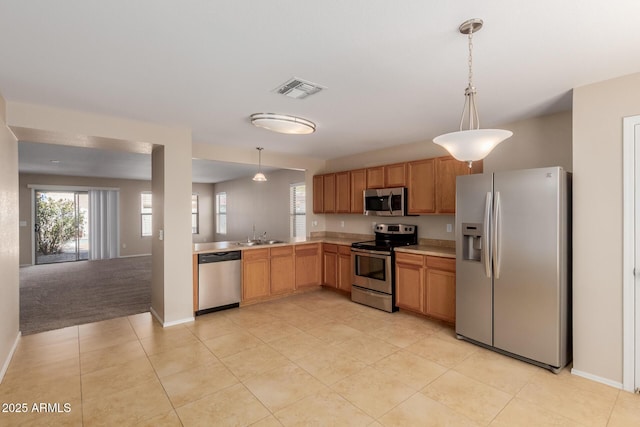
[
  {"left": 395, "top": 252, "right": 425, "bottom": 313},
  {"left": 384, "top": 162, "right": 407, "bottom": 187},
  {"left": 323, "top": 244, "right": 338, "bottom": 288},
  {"left": 295, "top": 244, "right": 322, "bottom": 288},
  {"left": 337, "top": 245, "right": 353, "bottom": 293},
  {"left": 242, "top": 249, "right": 270, "bottom": 301},
  {"left": 350, "top": 169, "right": 367, "bottom": 214},
  {"left": 323, "top": 174, "right": 336, "bottom": 213},
  {"left": 270, "top": 246, "right": 295, "bottom": 295},
  {"left": 436, "top": 156, "right": 471, "bottom": 214},
  {"left": 407, "top": 159, "right": 436, "bottom": 214},
  {"left": 335, "top": 171, "right": 351, "bottom": 213},
  {"left": 425, "top": 268, "right": 456, "bottom": 323},
  {"left": 313, "top": 175, "right": 324, "bottom": 213},
  {"left": 366, "top": 166, "right": 385, "bottom": 189}
]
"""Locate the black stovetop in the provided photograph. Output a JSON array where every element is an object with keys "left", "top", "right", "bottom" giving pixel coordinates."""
[{"left": 351, "top": 223, "right": 418, "bottom": 252}]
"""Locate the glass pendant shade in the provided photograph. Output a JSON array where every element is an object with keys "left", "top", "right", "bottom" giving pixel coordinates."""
[
  {"left": 252, "top": 172, "right": 267, "bottom": 182},
  {"left": 433, "top": 129, "right": 513, "bottom": 163}
]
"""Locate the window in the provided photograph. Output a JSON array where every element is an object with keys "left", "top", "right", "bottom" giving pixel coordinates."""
[
  {"left": 140, "top": 192, "right": 152, "bottom": 237},
  {"left": 191, "top": 194, "right": 199, "bottom": 234},
  {"left": 290, "top": 183, "right": 306, "bottom": 238},
  {"left": 216, "top": 192, "right": 227, "bottom": 234}
]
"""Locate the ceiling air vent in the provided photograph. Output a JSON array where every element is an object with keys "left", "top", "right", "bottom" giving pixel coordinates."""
[{"left": 273, "top": 77, "right": 325, "bottom": 99}]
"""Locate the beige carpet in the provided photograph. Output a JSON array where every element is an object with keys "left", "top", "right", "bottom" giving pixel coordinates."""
[{"left": 19, "top": 256, "right": 151, "bottom": 335}]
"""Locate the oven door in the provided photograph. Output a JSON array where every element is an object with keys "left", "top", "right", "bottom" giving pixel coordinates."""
[{"left": 352, "top": 248, "right": 392, "bottom": 294}]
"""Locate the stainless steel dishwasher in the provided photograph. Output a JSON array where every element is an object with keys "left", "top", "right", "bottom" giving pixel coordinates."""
[{"left": 197, "top": 251, "right": 241, "bottom": 315}]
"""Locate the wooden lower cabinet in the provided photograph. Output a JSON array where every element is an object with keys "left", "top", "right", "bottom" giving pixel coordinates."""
[
  {"left": 323, "top": 244, "right": 338, "bottom": 288},
  {"left": 270, "top": 245, "right": 295, "bottom": 295},
  {"left": 242, "top": 248, "right": 270, "bottom": 301},
  {"left": 395, "top": 253, "right": 424, "bottom": 313},
  {"left": 295, "top": 243, "right": 322, "bottom": 288},
  {"left": 395, "top": 252, "right": 456, "bottom": 323},
  {"left": 323, "top": 244, "right": 353, "bottom": 292},
  {"left": 337, "top": 245, "right": 353, "bottom": 292}
]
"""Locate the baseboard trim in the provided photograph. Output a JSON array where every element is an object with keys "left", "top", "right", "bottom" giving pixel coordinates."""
[
  {"left": 163, "top": 316, "right": 195, "bottom": 327},
  {"left": 149, "top": 306, "right": 194, "bottom": 328},
  {"left": 571, "top": 368, "right": 623, "bottom": 390},
  {"left": 118, "top": 254, "right": 152, "bottom": 259},
  {"left": 0, "top": 331, "right": 21, "bottom": 384}
]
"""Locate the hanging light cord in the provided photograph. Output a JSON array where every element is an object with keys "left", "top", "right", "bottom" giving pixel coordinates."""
[{"left": 459, "top": 28, "right": 480, "bottom": 131}]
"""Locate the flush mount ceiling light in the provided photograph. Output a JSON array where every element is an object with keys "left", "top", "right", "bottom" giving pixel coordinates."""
[
  {"left": 433, "top": 18, "right": 512, "bottom": 167},
  {"left": 250, "top": 113, "right": 316, "bottom": 135},
  {"left": 253, "top": 147, "right": 267, "bottom": 182}
]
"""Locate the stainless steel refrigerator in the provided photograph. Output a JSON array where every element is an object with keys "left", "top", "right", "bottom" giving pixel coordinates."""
[{"left": 455, "top": 166, "right": 571, "bottom": 372}]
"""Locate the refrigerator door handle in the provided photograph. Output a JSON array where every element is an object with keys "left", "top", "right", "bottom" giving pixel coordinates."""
[
  {"left": 484, "top": 192, "right": 492, "bottom": 278},
  {"left": 493, "top": 191, "right": 502, "bottom": 279}
]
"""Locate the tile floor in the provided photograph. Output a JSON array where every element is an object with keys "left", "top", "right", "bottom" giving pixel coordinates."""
[{"left": 1, "top": 288, "right": 639, "bottom": 426}]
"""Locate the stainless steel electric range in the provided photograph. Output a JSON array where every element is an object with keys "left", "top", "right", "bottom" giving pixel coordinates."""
[{"left": 351, "top": 223, "right": 417, "bottom": 312}]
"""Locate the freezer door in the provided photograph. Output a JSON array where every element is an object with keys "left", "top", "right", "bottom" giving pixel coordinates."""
[
  {"left": 492, "top": 167, "right": 568, "bottom": 367},
  {"left": 455, "top": 173, "right": 493, "bottom": 346}
]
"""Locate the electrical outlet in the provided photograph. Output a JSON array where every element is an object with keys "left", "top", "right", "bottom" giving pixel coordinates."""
[
  {"left": 446, "top": 224, "right": 453, "bottom": 233},
  {"left": 312, "top": 220, "right": 318, "bottom": 227},
  {"left": 340, "top": 221, "right": 345, "bottom": 228}
]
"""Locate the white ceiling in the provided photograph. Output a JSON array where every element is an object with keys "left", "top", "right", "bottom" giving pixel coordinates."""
[{"left": 3, "top": 1, "right": 640, "bottom": 178}]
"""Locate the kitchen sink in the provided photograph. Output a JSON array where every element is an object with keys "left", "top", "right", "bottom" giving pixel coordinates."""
[{"left": 235, "top": 239, "right": 285, "bottom": 247}]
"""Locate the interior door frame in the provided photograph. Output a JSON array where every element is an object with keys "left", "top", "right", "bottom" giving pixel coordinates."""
[{"left": 622, "top": 114, "right": 640, "bottom": 393}]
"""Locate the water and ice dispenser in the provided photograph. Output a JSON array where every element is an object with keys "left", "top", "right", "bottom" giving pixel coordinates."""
[{"left": 462, "top": 223, "right": 483, "bottom": 262}]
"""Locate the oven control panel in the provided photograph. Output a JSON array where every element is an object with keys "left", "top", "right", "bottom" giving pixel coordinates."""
[{"left": 374, "top": 224, "right": 416, "bottom": 234}]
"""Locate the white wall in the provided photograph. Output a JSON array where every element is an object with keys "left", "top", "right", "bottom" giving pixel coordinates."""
[
  {"left": 213, "top": 169, "right": 306, "bottom": 242},
  {"left": 572, "top": 72, "right": 640, "bottom": 386},
  {"left": 323, "top": 111, "right": 573, "bottom": 241},
  {"left": 0, "top": 93, "right": 20, "bottom": 383},
  {"left": 192, "top": 182, "right": 215, "bottom": 243}
]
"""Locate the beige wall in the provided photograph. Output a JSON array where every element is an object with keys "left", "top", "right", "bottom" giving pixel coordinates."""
[
  {"left": 322, "top": 111, "right": 573, "bottom": 241},
  {"left": 7, "top": 102, "right": 194, "bottom": 325},
  {"left": 17, "top": 174, "right": 153, "bottom": 264},
  {"left": 212, "top": 169, "right": 306, "bottom": 242},
  {"left": 572, "top": 72, "right": 640, "bottom": 384},
  {"left": 0, "top": 93, "right": 20, "bottom": 382},
  {"left": 192, "top": 183, "right": 215, "bottom": 243}
]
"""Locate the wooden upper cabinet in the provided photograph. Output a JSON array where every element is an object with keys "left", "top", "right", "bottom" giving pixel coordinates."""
[
  {"left": 384, "top": 162, "right": 407, "bottom": 187},
  {"left": 313, "top": 175, "right": 324, "bottom": 214},
  {"left": 407, "top": 158, "right": 436, "bottom": 214},
  {"left": 350, "top": 169, "right": 366, "bottom": 214},
  {"left": 436, "top": 156, "right": 474, "bottom": 214},
  {"left": 435, "top": 156, "right": 469, "bottom": 214},
  {"left": 323, "top": 173, "right": 336, "bottom": 213},
  {"left": 366, "top": 166, "right": 385, "bottom": 189},
  {"left": 335, "top": 171, "right": 351, "bottom": 213}
]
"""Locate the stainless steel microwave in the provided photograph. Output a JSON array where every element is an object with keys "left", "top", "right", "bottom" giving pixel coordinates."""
[{"left": 363, "top": 187, "right": 407, "bottom": 216}]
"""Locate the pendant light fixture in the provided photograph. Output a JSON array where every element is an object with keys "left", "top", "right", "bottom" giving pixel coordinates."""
[
  {"left": 433, "top": 19, "right": 512, "bottom": 167},
  {"left": 252, "top": 147, "right": 267, "bottom": 182}
]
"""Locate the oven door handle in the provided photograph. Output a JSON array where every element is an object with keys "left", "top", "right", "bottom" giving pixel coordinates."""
[{"left": 351, "top": 248, "right": 391, "bottom": 258}]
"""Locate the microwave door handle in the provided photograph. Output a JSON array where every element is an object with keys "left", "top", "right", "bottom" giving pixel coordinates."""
[{"left": 388, "top": 192, "right": 393, "bottom": 215}]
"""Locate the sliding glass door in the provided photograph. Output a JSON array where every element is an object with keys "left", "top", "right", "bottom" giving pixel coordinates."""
[{"left": 34, "top": 190, "right": 89, "bottom": 264}]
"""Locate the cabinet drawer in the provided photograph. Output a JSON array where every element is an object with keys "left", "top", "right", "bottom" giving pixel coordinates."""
[
  {"left": 243, "top": 248, "right": 270, "bottom": 261},
  {"left": 426, "top": 256, "right": 455, "bottom": 272},
  {"left": 395, "top": 252, "right": 425, "bottom": 266},
  {"left": 323, "top": 243, "right": 338, "bottom": 253},
  {"left": 296, "top": 243, "right": 320, "bottom": 256},
  {"left": 338, "top": 245, "right": 352, "bottom": 255},
  {"left": 270, "top": 245, "right": 293, "bottom": 257}
]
